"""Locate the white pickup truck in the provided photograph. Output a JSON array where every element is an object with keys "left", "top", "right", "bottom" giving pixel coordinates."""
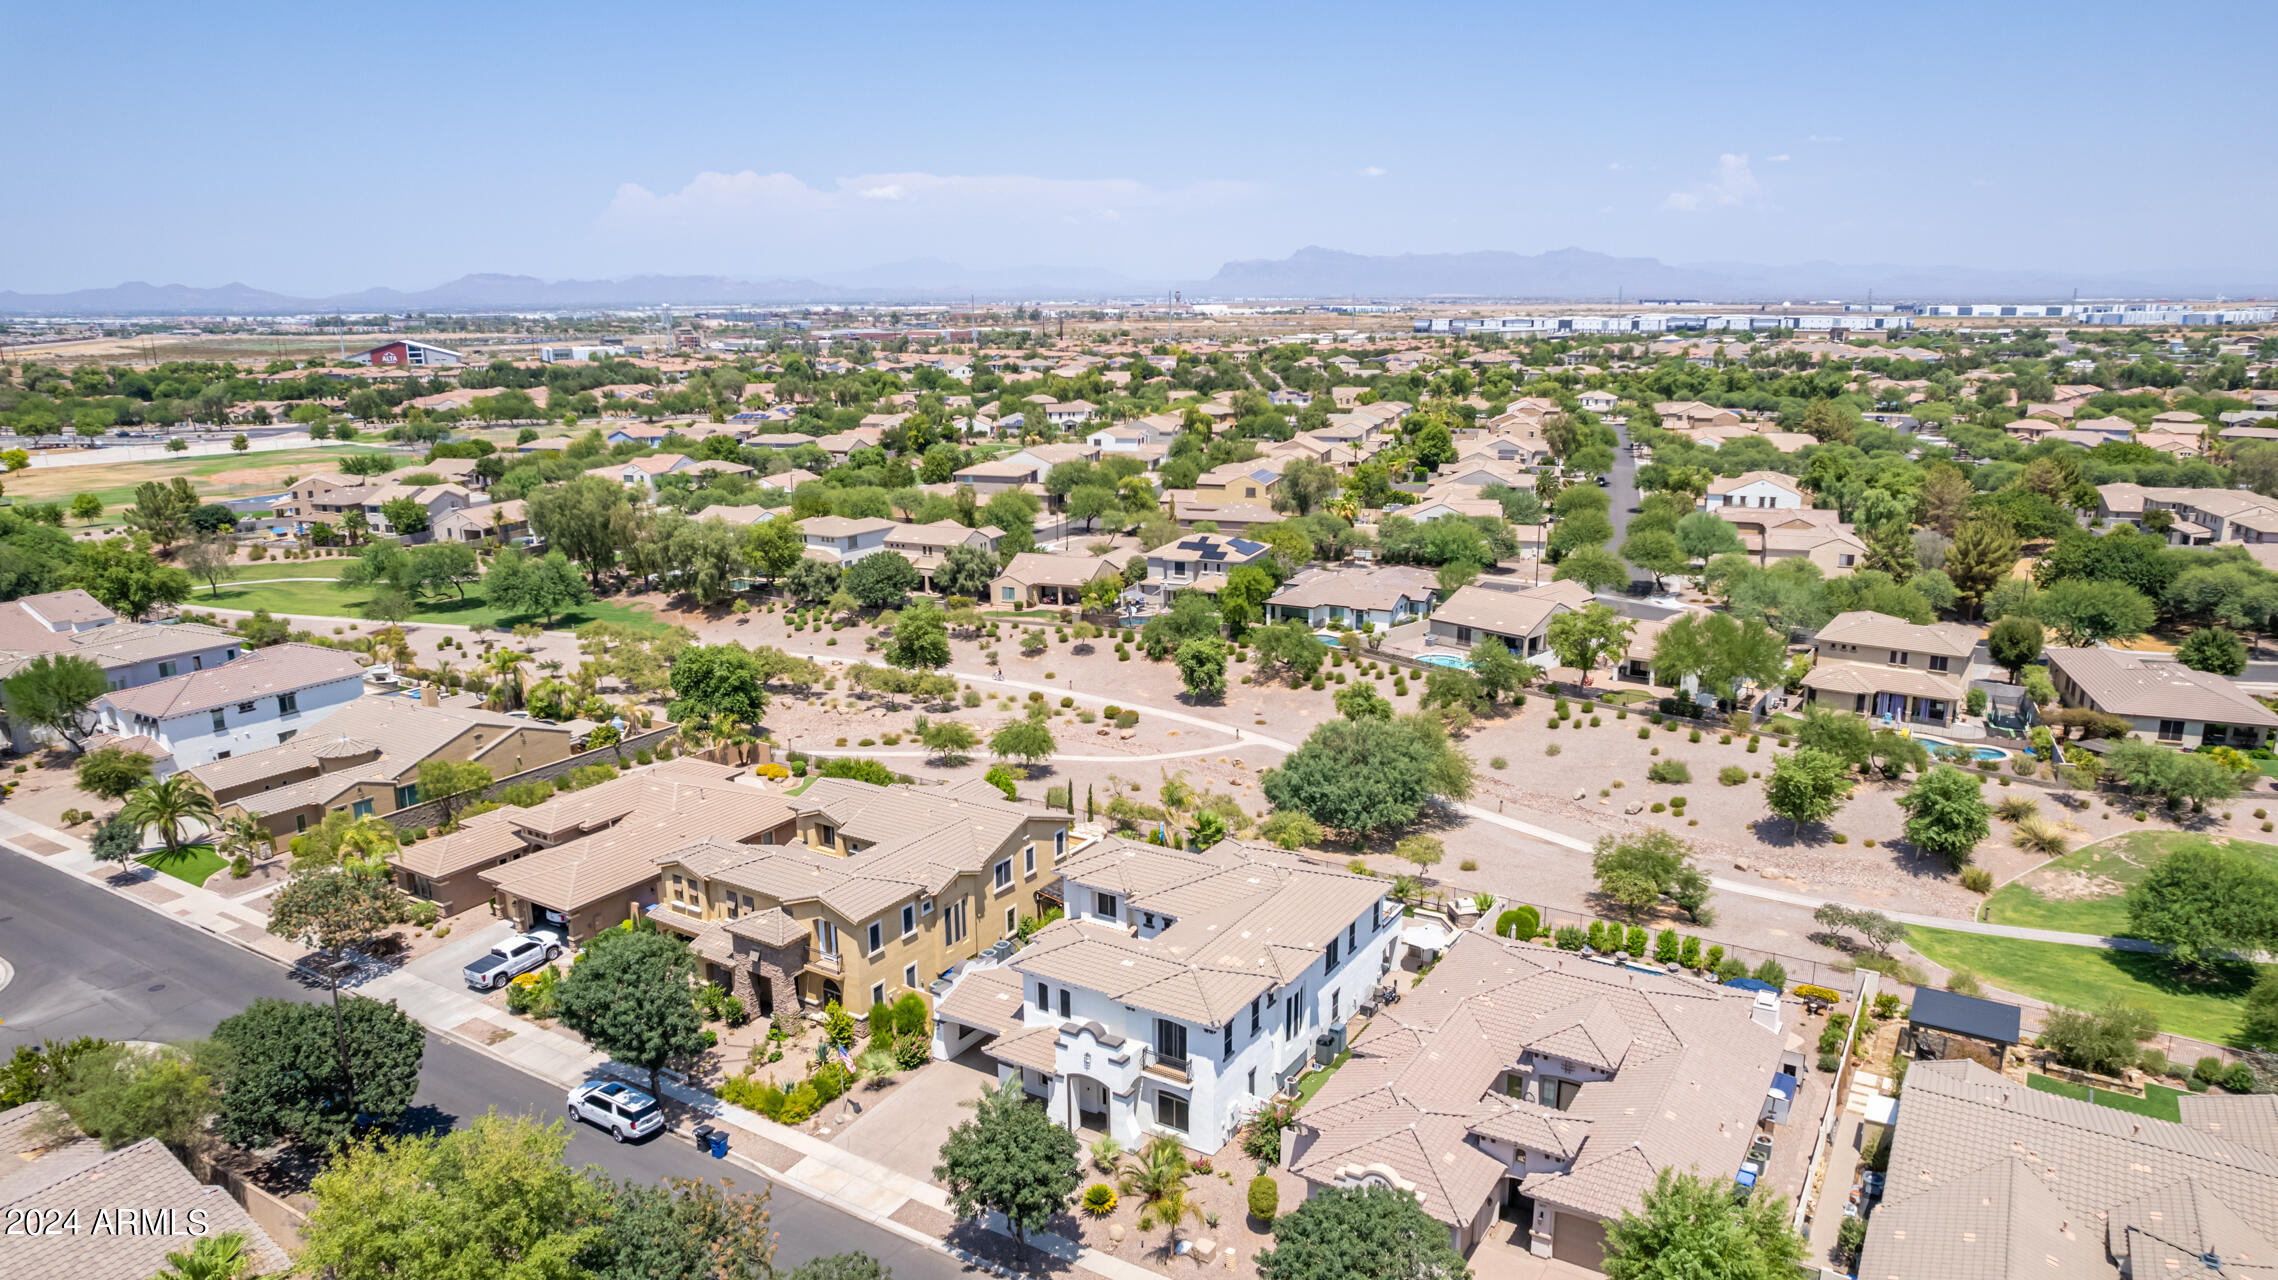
[{"left": 462, "top": 932, "right": 562, "bottom": 990}]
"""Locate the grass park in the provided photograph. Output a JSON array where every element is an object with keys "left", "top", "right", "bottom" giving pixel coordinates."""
[
  {"left": 13, "top": 443, "right": 411, "bottom": 515},
  {"left": 1905, "top": 925, "right": 2269, "bottom": 1047},
  {"left": 185, "top": 565, "right": 666, "bottom": 635},
  {"left": 1983, "top": 831, "right": 2278, "bottom": 938}
]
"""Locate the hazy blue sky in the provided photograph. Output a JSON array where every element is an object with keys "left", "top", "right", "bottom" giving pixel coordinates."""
[{"left": 10, "top": 0, "right": 2275, "bottom": 293}]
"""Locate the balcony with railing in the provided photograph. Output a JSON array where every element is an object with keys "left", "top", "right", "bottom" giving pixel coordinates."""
[
  {"left": 805, "top": 951, "right": 843, "bottom": 976},
  {"left": 1141, "top": 1046, "right": 1190, "bottom": 1084}
]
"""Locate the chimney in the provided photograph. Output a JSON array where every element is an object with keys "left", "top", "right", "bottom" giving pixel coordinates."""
[
  {"left": 420, "top": 682, "right": 438, "bottom": 708},
  {"left": 1751, "top": 989, "right": 1782, "bottom": 1034}
]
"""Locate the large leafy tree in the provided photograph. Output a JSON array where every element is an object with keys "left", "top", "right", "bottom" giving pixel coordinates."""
[
  {"left": 667, "top": 643, "right": 771, "bottom": 731},
  {"left": 3, "top": 653, "right": 108, "bottom": 750},
  {"left": 744, "top": 513, "right": 806, "bottom": 584},
  {"left": 843, "top": 551, "right": 920, "bottom": 609},
  {"left": 483, "top": 549, "right": 593, "bottom": 625},
  {"left": 264, "top": 869, "right": 412, "bottom": 1137},
  {"left": 1256, "top": 1185, "right": 1470, "bottom": 1280},
  {"left": 2036, "top": 578, "right": 2156, "bottom": 646},
  {"left": 2105, "top": 740, "right": 2241, "bottom": 809},
  {"left": 414, "top": 758, "right": 494, "bottom": 827},
  {"left": 989, "top": 710, "right": 1057, "bottom": 767},
  {"left": 1552, "top": 545, "right": 1627, "bottom": 592},
  {"left": 1898, "top": 765, "right": 1991, "bottom": 868},
  {"left": 211, "top": 996, "right": 423, "bottom": 1150},
  {"left": 1619, "top": 529, "right": 1689, "bottom": 590},
  {"left": 1591, "top": 829, "right": 1713, "bottom": 923},
  {"left": 583, "top": 1176, "right": 780, "bottom": 1280},
  {"left": 1763, "top": 748, "right": 1854, "bottom": 839},
  {"left": 300, "top": 1113, "right": 604, "bottom": 1280},
  {"left": 1175, "top": 636, "right": 1228, "bottom": 700},
  {"left": 1650, "top": 612, "right": 1786, "bottom": 706},
  {"left": 1986, "top": 614, "right": 2044, "bottom": 682},
  {"left": 885, "top": 601, "right": 951, "bottom": 671},
  {"left": 1545, "top": 602, "right": 1636, "bottom": 680},
  {"left": 934, "top": 542, "right": 998, "bottom": 598},
  {"left": 1673, "top": 510, "right": 1745, "bottom": 566},
  {"left": 527, "top": 474, "right": 634, "bottom": 585},
  {"left": 1603, "top": 1168, "right": 1805, "bottom": 1280},
  {"left": 74, "top": 744, "right": 154, "bottom": 798},
  {"left": 2177, "top": 626, "right": 2249, "bottom": 676},
  {"left": 557, "top": 925, "right": 709, "bottom": 1098},
  {"left": 1261, "top": 714, "right": 1474, "bottom": 840},
  {"left": 70, "top": 537, "right": 192, "bottom": 620},
  {"left": 934, "top": 1079, "right": 1081, "bottom": 1249},
  {"left": 2125, "top": 844, "right": 2278, "bottom": 975},
  {"left": 1467, "top": 636, "right": 1534, "bottom": 703}
]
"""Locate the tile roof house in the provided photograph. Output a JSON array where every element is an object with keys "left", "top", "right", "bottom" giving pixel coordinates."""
[
  {"left": 2045, "top": 647, "right": 2278, "bottom": 749},
  {"left": 1426, "top": 580, "right": 1595, "bottom": 661},
  {"left": 1702, "top": 471, "right": 1807, "bottom": 510},
  {"left": 1285, "top": 931, "right": 1796, "bottom": 1266},
  {"left": 586, "top": 453, "right": 696, "bottom": 499},
  {"left": 881, "top": 520, "right": 1003, "bottom": 589},
  {"left": 1714, "top": 506, "right": 1867, "bottom": 576},
  {"left": 796, "top": 515, "right": 900, "bottom": 565},
  {"left": 1266, "top": 565, "right": 1441, "bottom": 629},
  {"left": 1803, "top": 611, "right": 1976, "bottom": 727},
  {"left": 651, "top": 776, "right": 1073, "bottom": 1017},
  {"left": 197, "top": 694, "right": 577, "bottom": 854},
  {"left": 1135, "top": 534, "right": 1273, "bottom": 612},
  {"left": 2097, "top": 484, "right": 2278, "bottom": 548},
  {"left": 989, "top": 552, "right": 1120, "bottom": 608},
  {"left": 1859, "top": 1059, "right": 2278, "bottom": 1280},
  {"left": 934, "top": 836, "right": 1395, "bottom": 1153},
  {"left": 0, "top": 595, "right": 252, "bottom": 752},
  {"left": 0, "top": 1103, "right": 293, "bottom": 1280},
  {"left": 431, "top": 497, "right": 531, "bottom": 544},
  {"left": 92, "top": 643, "right": 369, "bottom": 775}
]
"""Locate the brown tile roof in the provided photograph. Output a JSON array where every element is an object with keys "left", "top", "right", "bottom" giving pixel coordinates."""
[
  {"left": 1266, "top": 565, "right": 1439, "bottom": 614},
  {"left": 2176, "top": 1094, "right": 2278, "bottom": 1158},
  {"left": 1816, "top": 610, "right": 1979, "bottom": 659},
  {"left": 1430, "top": 580, "right": 1592, "bottom": 639},
  {"left": 101, "top": 643, "right": 365, "bottom": 719},
  {"left": 2048, "top": 647, "right": 2278, "bottom": 727}
]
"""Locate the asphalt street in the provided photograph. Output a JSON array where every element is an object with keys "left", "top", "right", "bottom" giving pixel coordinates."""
[
  {"left": 1605, "top": 417, "right": 1645, "bottom": 589},
  {"left": 0, "top": 852, "right": 967, "bottom": 1280}
]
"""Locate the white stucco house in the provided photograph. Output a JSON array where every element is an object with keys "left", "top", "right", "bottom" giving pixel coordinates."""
[
  {"left": 90, "top": 644, "right": 369, "bottom": 775},
  {"left": 1700, "top": 471, "right": 1806, "bottom": 511}
]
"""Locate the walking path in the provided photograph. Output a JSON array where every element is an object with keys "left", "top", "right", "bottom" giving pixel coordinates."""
[{"left": 0, "top": 802, "right": 1162, "bottom": 1280}]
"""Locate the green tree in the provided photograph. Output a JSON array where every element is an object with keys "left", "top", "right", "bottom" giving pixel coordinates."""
[
  {"left": 1467, "top": 636, "right": 1534, "bottom": 703},
  {"left": 179, "top": 534, "right": 236, "bottom": 599},
  {"left": 1261, "top": 715, "right": 1473, "bottom": 840},
  {"left": 1552, "top": 545, "right": 1628, "bottom": 592},
  {"left": 263, "top": 868, "right": 412, "bottom": 1135},
  {"left": 915, "top": 715, "right": 980, "bottom": 765},
  {"left": 3, "top": 653, "right": 108, "bottom": 750},
  {"left": 2037, "top": 578, "right": 2156, "bottom": 646},
  {"left": 885, "top": 601, "right": 951, "bottom": 671},
  {"left": 934, "top": 1079, "right": 1082, "bottom": 1249},
  {"left": 74, "top": 744, "right": 154, "bottom": 799},
  {"left": 1986, "top": 614, "right": 2045, "bottom": 683},
  {"left": 1603, "top": 1168, "right": 1805, "bottom": 1280},
  {"left": 414, "top": 758, "right": 494, "bottom": 827},
  {"left": 1649, "top": 612, "right": 1785, "bottom": 706},
  {"left": 1273, "top": 458, "right": 1341, "bottom": 517},
  {"left": 989, "top": 714, "right": 1057, "bottom": 767},
  {"left": 745, "top": 513, "right": 806, "bottom": 584},
  {"left": 1545, "top": 602, "right": 1636, "bottom": 679},
  {"left": 121, "top": 776, "right": 219, "bottom": 859},
  {"left": 1591, "top": 829, "right": 1713, "bottom": 924},
  {"left": 122, "top": 478, "right": 195, "bottom": 548},
  {"left": 1332, "top": 681, "right": 1393, "bottom": 720},
  {"left": 1673, "top": 510, "right": 1746, "bottom": 567},
  {"left": 1620, "top": 528, "right": 1689, "bottom": 590},
  {"left": 300, "top": 1112, "right": 604, "bottom": 1280},
  {"left": 668, "top": 643, "right": 771, "bottom": 731},
  {"left": 934, "top": 542, "right": 998, "bottom": 598},
  {"left": 483, "top": 549, "right": 594, "bottom": 625},
  {"left": 557, "top": 925, "right": 709, "bottom": 1098},
  {"left": 41, "top": 1039, "right": 217, "bottom": 1159},
  {"left": 584, "top": 1176, "right": 780, "bottom": 1280},
  {"left": 68, "top": 492, "right": 103, "bottom": 521},
  {"left": 2125, "top": 844, "right": 2278, "bottom": 975},
  {"left": 1117, "top": 1134, "right": 1205, "bottom": 1238},
  {"left": 1395, "top": 833, "right": 1446, "bottom": 875},
  {"left": 153, "top": 1232, "right": 262, "bottom": 1280},
  {"left": 844, "top": 551, "right": 920, "bottom": 608},
  {"left": 71, "top": 537, "right": 193, "bottom": 619},
  {"left": 527, "top": 474, "right": 633, "bottom": 585},
  {"left": 2105, "top": 739, "right": 2241, "bottom": 809},
  {"left": 1764, "top": 748, "right": 1854, "bottom": 839},
  {"left": 1175, "top": 636, "right": 1228, "bottom": 700},
  {"left": 1898, "top": 766, "right": 1991, "bottom": 868},
  {"left": 211, "top": 996, "right": 424, "bottom": 1150},
  {"left": 2177, "top": 627, "right": 2249, "bottom": 677},
  {"left": 1945, "top": 513, "right": 2021, "bottom": 618},
  {"left": 379, "top": 497, "right": 431, "bottom": 536},
  {"left": 1256, "top": 1185, "right": 1470, "bottom": 1280},
  {"left": 1217, "top": 564, "right": 1279, "bottom": 635}
]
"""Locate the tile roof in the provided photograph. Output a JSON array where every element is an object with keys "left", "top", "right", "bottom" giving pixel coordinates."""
[
  {"left": 1816, "top": 611, "right": 1980, "bottom": 658},
  {"left": 15, "top": 589, "right": 113, "bottom": 626},
  {"left": 100, "top": 643, "right": 365, "bottom": 719},
  {"left": 0, "top": 616, "right": 240, "bottom": 680},
  {"left": 1430, "top": 580, "right": 1592, "bottom": 639},
  {"left": 2047, "top": 647, "right": 2278, "bottom": 727},
  {"left": 192, "top": 695, "right": 567, "bottom": 814},
  {"left": 1266, "top": 565, "right": 1440, "bottom": 613},
  {"left": 2176, "top": 1094, "right": 2278, "bottom": 1158}
]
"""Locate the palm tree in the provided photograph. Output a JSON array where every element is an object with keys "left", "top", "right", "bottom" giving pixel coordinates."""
[
  {"left": 121, "top": 777, "right": 219, "bottom": 860},
  {"left": 215, "top": 813, "right": 274, "bottom": 865},
  {"left": 1117, "top": 1135, "right": 1204, "bottom": 1242},
  {"left": 157, "top": 1231, "right": 258, "bottom": 1280},
  {"left": 486, "top": 648, "right": 530, "bottom": 711},
  {"left": 335, "top": 815, "right": 401, "bottom": 877}
]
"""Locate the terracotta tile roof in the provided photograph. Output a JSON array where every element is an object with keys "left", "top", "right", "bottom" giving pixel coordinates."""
[
  {"left": 1816, "top": 611, "right": 1979, "bottom": 658},
  {"left": 101, "top": 643, "right": 364, "bottom": 719}
]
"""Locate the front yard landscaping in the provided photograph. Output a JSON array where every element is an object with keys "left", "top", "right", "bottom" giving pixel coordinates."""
[
  {"left": 1905, "top": 925, "right": 2267, "bottom": 1047},
  {"left": 139, "top": 842, "right": 227, "bottom": 888}
]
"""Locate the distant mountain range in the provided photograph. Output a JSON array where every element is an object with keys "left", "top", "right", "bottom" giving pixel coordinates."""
[{"left": 6, "top": 248, "right": 2273, "bottom": 315}]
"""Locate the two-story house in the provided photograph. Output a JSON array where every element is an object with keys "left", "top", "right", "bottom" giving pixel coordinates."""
[
  {"left": 952, "top": 459, "right": 1046, "bottom": 496},
  {"left": 0, "top": 592, "right": 251, "bottom": 752},
  {"left": 648, "top": 776, "right": 1072, "bottom": 1016},
  {"left": 90, "top": 644, "right": 369, "bottom": 775},
  {"left": 1133, "top": 534, "right": 1273, "bottom": 612},
  {"left": 935, "top": 837, "right": 1395, "bottom": 1153},
  {"left": 1801, "top": 610, "right": 1976, "bottom": 726},
  {"left": 359, "top": 482, "right": 477, "bottom": 536},
  {"left": 1286, "top": 931, "right": 1795, "bottom": 1267},
  {"left": 1714, "top": 507, "right": 1866, "bottom": 576},
  {"left": 882, "top": 520, "right": 1004, "bottom": 592},
  {"left": 194, "top": 692, "right": 577, "bottom": 851},
  {"left": 1193, "top": 459, "right": 1287, "bottom": 505},
  {"left": 796, "top": 515, "right": 899, "bottom": 566},
  {"left": 585, "top": 453, "right": 696, "bottom": 501},
  {"left": 1700, "top": 471, "right": 1807, "bottom": 510}
]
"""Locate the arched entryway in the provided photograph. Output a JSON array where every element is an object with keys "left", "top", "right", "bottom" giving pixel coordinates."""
[{"left": 1063, "top": 1074, "right": 1111, "bottom": 1136}]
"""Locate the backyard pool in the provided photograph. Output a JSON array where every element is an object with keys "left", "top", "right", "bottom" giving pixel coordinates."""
[
  {"left": 1415, "top": 652, "right": 1474, "bottom": 670},
  {"left": 1913, "top": 734, "right": 2008, "bottom": 762}
]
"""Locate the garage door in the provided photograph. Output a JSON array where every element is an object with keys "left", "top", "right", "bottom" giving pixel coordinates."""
[{"left": 1552, "top": 1212, "right": 1607, "bottom": 1270}]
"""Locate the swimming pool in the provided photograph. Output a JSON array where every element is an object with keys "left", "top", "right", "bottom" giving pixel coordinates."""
[
  {"left": 1914, "top": 734, "right": 2008, "bottom": 762},
  {"left": 1414, "top": 652, "right": 1474, "bottom": 670}
]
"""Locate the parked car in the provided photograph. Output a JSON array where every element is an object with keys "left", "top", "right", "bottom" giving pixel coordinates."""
[
  {"left": 567, "top": 1081, "right": 664, "bottom": 1143},
  {"left": 463, "top": 932, "right": 561, "bottom": 990}
]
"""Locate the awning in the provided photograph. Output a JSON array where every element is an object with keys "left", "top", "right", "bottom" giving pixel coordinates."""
[{"left": 1402, "top": 922, "right": 1453, "bottom": 951}]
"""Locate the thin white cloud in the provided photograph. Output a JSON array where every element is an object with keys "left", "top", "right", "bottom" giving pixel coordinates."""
[
  {"left": 1806, "top": 134, "right": 1843, "bottom": 143},
  {"left": 1766, "top": 154, "right": 1790, "bottom": 163},
  {"left": 1359, "top": 166, "right": 1386, "bottom": 177},
  {"left": 1662, "top": 153, "right": 1764, "bottom": 213},
  {"left": 1606, "top": 162, "right": 1624, "bottom": 172}
]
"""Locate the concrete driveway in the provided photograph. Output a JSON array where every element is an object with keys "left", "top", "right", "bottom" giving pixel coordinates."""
[
  {"left": 403, "top": 918, "right": 520, "bottom": 988},
  {"left": 830, "top": 1048, "right": 999, "bottom": 1182}
]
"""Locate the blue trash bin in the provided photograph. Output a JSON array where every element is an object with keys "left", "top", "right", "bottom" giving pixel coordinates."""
[{"left": 707, "top": 1130, "right": 728, "bottom": 1158}]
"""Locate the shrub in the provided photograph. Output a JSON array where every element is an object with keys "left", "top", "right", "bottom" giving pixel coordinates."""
[
  {"left": 1084, "top": 1183, "right": 1119, "bottom": 1217},
  {"left": 1586, "top": 921, "right": 1608, "bottom": 951},
  {"left": 1817, "top": 1050, "right": 1842, "bottom": 1073},
  {"left": 1247, "top": 1175, "right": 1279, "bottom": 1221},
  {"left": 2139, "top": 1048, "right": 2173, "bottom": 1079},
  {"left": 1489, "top": 756, "right": 1508, "bottom": 770},
  {"left": 1653, "top": 929, "right": 1680, "bottom": 963},
  {"left": 1115, "top": 710, "right": 1139, "bottom": 729},
  {"left": 1459, "top": 858, "right": 1478, "bottom": 871},
  {"left": 1688, "top": 728, "right": 1702, "bottom": 743},
  {"left": 2223, "top": 1061, "right": 2258, "bottom": 1093},
  {"left": 1795, "top": 983, "right": 1843, "bottom": 1006},
  {"left": 1555, "top": 925, "right": 1586, "bottom": 950},
  {"left": 776, "top": 1082, "right": 823, "bottom": 1123},
  {"left": 1636, "top": 727, "right": 1650, "bottom": 740},
  {"left": 1548, "top": 743, "right": 1563, "bottom": 755},
  {"left": 1645, "top": 759, "right": 1691, "bottom": 784},
  {"left": 1680, "top": 935, "right": 1702, "bottom": 967},
  {"left": 1495, "top": 906, "right": 1541, "bottom": 939},
  {"left": 1719, "top": 765, "right": 1749, "bottom": 786},
  {"left": 2194, "top": 1056, "right": 2227, "bottom": 1086},
  {"left": 1960, "top": 867, "right": 1994, "bottom": 893},
  {"left": 1948, "top": 969, "right": 1983, "bottom": 996},
  {"left": 1705, "top": 944, "right": 1725, "bottom": 971},
  {"left": 1832, "top": 833, "right": 1848, "bottom": 845},
  {"left": 1626, "top": 924, "right": 1648, "bottom": 956}
]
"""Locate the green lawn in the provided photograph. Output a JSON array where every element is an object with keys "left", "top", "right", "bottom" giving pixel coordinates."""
[
  {"left": 21, "top": 444, "right": 410, "bottom": 511},
  {"left": 1985, "top": 831, "right": 2278, "bottom": 937},
  {"left": 1906, "top": 925, "right": 2267, "bottom": 1047},
  {"left": 139, "top": 843, "right": 226, "bottom": 888},
  {"left": 224, "top": 559, "right": 354, "bottom": 582},
  {"left": 185, "top": 577, "right": 664, "bottom": 634},
  {"left": 2025, "top": 1073, "right": 2186, "bottom": 1122},
  {"left": 1293, "top": 1049, "right": 1352, "bottom": 1108}
]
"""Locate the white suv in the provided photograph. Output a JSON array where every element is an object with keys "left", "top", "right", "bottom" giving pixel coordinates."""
[{"left": 567, "top": 1081, "right": 664, "bottom": 1143}]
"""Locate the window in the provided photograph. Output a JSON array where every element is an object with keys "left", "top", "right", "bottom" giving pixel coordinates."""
[
  {"left": 867, "top": 921, "right": 883, "bottom": 955},
  {"left": 1054, "top": 829, "right": 1068, "bottom": 858},
  {"left": 294, "top": 814, "right": 308, "bottom": 833},
  {"left": 395, "top": 784, "right": 419, "bottom": 808},
  {"left": 816, "top": 921, "right": 839, "bottom": 957},
  {"left": 1223, "top": 1024, "right": 1233, "bottom": 1059},
  {"left": 1247, "top": 1067, "right": 1257, "bottom": 1096},
  {"left": 1024, "top": 846, "right": 1035, "bottom": 875},
  {"left": 1094, "top": 891, "right": 1117, "bottom": 919},
  {"left": 994, "top": 860, "right": 1013, "bottom": 890},
  {"left": 671, "top": 874, "right": 685, "bottom": 903},
  {"left": 1005, "top": 905, "right": 1017, "bottom": 935},
  {"left": 1058, "top": 989, "right": 1070, "bottom": 1019},
  {"left": 870, "top": 982, "right": 884, "bottom": 1007},
  {"left": 902, "top": 904, "right": 917, "bottom": 937},
  {"left": 1331, "top": 990, "right": 1339, "bottom": 1020},
  {"left": 210, "top": 709, "right": 227, "bottom": 733},
  {"left": 815, "top": 824, "right": 836, "bottom": 848},
  {"left": 1326, "top": 936, "right": 1341, "bottom": 970},
  {"left": 921, "top": 897, "right": 934, "bottom": 916},
  {"left": 1250, "top": 998, "right": 1261, "bottom": 1035},
  {"left": 238, "top": 702, "right": 256, "bottom": 714},
  {"left": 1347, "top": 921, "right": 1358, "bottom": 950},
  {"left": 944, "top": 900, "right": 967, "bottom": 946},
  {"left": 1143, "top": 912, "right": 1156, "bottom": 929},
  {"left": 214, "top": 750, "right": 231, "bottom": 760},
  {"left": 278, "top": 691, "right": 299, "bottom": 715},
  {"left": 157, "top": 661, "right": 178, "bottom": 679},
  {"left": 1037, "top": 982, "right": 1050, "bottom": 1009},
  {"left": 1155, "top": 1091, "right": 1190, "bottom": 1133},
  {"left": 276, "top": 730, "right": 296, "bottom": 744},
  {"left": 2158, "top": 719, "right": 2186, "bottom": 742},
  {"left": 191, "top": 655, "right": 203, "bottom": 671},
  {"left": 1928, "top": 655, "right": 1951, "bottom": 673},
  {"left": 351, "top": 799, "right": 374, "bottom": 818},
  {"left": 904, "top": 964, "right": 918, "bottom": 988}
]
